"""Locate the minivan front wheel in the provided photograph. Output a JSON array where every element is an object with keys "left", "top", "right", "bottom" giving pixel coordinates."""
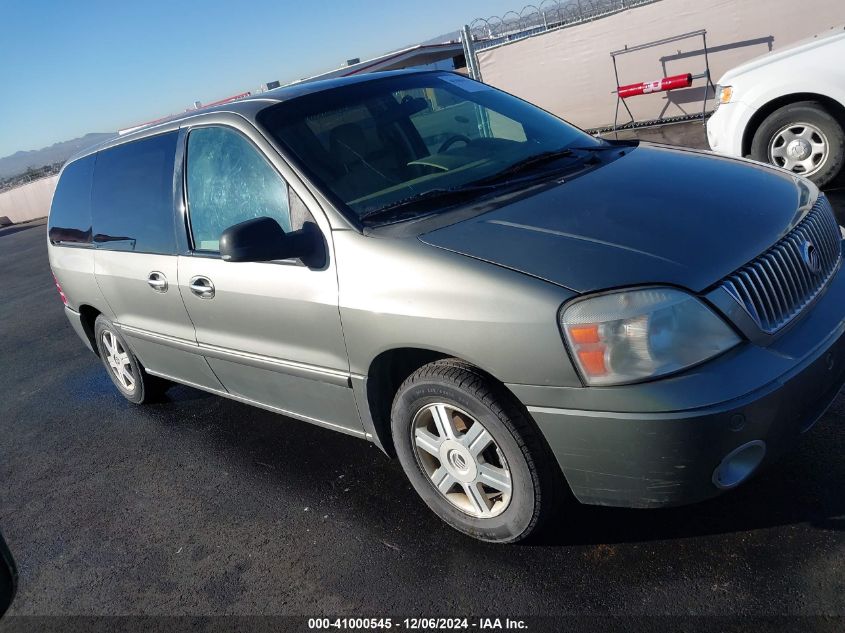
[
  {"left": 94, "top": 315, "right": 167, "bottom": 404},
  {"left": 391, "top": 359, "right": 561, "bottom": 543}
]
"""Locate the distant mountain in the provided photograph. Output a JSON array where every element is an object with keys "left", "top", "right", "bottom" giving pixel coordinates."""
[{"left": 0, "top": 132, "right": 115, "bottom": 179}]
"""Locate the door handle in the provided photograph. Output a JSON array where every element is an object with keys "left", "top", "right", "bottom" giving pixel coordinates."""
[
  {"left": 147, "top": 271, "right": 168, "bottom": 293},
  {"left": 189, "top": 275, "right": 215, "bottom": 299}
]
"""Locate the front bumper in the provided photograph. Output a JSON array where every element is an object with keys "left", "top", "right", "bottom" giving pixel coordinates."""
[
  {"left": 706, "top": 101, "right": 753, "bottom": 157},
  {"left": 514, "top": 244, "right": 845, "bottom": 508}
]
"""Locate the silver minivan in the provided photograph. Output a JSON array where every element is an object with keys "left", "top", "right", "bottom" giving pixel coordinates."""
[{"left": 48, "top": 70, "right": 845, "bottom": 542}]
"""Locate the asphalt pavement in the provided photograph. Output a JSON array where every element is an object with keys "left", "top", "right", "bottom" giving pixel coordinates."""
[{"left": 0, "top": 169, "right": 844, "bottom": 627}]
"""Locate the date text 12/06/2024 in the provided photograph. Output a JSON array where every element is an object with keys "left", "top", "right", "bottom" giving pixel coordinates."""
[{"left": 307, "top": 618, "right": 528, "bottom": 630}]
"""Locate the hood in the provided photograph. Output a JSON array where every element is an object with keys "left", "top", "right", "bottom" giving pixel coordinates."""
[
  {"left": 719, "top": 27, "right": 845, "bottom": 84},
  {"left": 419, "top": 145, "right": 813, "bottom": 294}
]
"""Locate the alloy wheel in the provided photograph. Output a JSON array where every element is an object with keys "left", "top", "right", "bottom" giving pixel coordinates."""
[
  {"left": 411, "top": 403, "right": 512, "bottom": 518},
  {"left": 101, "top": 330, "right": 135, "bottom": 392}
]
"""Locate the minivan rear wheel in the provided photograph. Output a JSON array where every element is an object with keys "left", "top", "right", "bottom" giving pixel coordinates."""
[
  {"left": 390, "top": 359, "right": 562, "bottom": 543},
  {"left": 94, "top": 315, "right": 168, "bottom": 404}
]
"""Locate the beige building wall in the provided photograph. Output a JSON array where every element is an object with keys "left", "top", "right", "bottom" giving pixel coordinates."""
[
  {"left": 477, "top": 0, "right": 845, "bottom": 129},
  {"left": 0, "top": 175, "right": 58, "bottom": 224}
]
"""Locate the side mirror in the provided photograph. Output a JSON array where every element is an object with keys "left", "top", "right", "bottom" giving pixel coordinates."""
[
  {"left": 0, "top": 531, "right": 17, "bottom": 618},
  {"left": 219, "top": 217, "right": 324, "bottom": 267}
]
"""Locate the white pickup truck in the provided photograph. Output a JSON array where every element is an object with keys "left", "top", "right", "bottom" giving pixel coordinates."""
[{"left": 707, "top": 27, "right": 845, "bottom": 187}]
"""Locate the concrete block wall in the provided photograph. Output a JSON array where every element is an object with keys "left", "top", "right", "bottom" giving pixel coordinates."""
[{"left": 0, "top": 175, "right": 59, "bottom": 224}]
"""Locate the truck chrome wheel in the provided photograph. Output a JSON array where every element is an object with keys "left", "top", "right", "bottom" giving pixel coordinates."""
[
  {"left": 411, "top": 403, "right": 512, "bottom": 518},
  {"left": 101, "top": 330, "right": 135, "bottom": 392},
  {"left": 768, "top": 122, "right": 829, "bottom": 176}
]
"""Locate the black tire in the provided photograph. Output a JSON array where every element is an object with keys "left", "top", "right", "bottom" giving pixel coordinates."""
[
  {"left": 390, "top": 359, "right": 563, "bottom": 543},
  {"left": 750, "top": 101, "right": 844, "bottom": 187},
  {"left": 93, "top": 315, "right": 169, "bottom": 404}
]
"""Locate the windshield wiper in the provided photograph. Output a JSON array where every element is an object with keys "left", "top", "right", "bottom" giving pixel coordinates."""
[
  {"left": 359, "top": 144, "right": 613, "bottom": 226},
  {"left": 359, "top": 184, "right": 500, "bottom": 225},
  {"left": 469, "top": 145, "right": 609, "bottom": 187}
]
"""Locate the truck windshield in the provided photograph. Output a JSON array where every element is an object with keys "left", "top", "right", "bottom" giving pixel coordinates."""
[{"left": 258, "top": 72, "right": 603, "bottom": 224}]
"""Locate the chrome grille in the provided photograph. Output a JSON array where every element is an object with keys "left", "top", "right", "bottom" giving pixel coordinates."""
[{"left": 720, "top": 194, "right": 842, "bottom": 334}]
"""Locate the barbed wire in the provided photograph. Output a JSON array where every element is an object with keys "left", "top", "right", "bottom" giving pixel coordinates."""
[{"left": 468, "top": 0, "right": 653, "bottom": 46}]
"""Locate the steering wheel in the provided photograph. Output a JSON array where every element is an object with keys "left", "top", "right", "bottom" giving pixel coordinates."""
[{"left": 438, "top": 134, "right": 472, "bottom": 154}]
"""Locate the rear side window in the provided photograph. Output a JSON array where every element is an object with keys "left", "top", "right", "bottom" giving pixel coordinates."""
[
  {"left": 91, "top": 132, "right": 178, "bottom": 254},
  {"left": 48, "top": 155, "right": 95, "bottom": 245},
  {"left": 186, "top": 126, "right": 291, "bottom": 252}
]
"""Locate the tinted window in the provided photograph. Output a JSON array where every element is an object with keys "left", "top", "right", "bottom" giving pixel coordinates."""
[
  {"left": 186, "top": 126, "right": 291, "bottom": 252},
  {"left": 91, "top": 132, "right": 178, "bottom": 254},
  {"left": 48, "top": 155, "right": 95, "bottom": 245},
  {"left": 258, "top": 72, "right": 600, "bottom": 223},
  {"left": 393, "top": 85, "right": 527, "bottom": 154}
]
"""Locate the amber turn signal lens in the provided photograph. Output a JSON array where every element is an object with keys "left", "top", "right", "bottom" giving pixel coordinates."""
[
  {"left": 568, "top": 324, "right": 600, "bottom": 344},
  {"left": 577, "top": 348, "right": 607, "bottom": 376}
]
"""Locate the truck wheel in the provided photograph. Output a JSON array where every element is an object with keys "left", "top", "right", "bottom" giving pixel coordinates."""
[
  {"left": 751, "top": 101, "right": 844, "bottom": 187},
  {"left": 390, "top": 359, "right": 562, "bottom": 543},
  {"left": 94, "top": 315, "right": 169, "bottom": 404}
]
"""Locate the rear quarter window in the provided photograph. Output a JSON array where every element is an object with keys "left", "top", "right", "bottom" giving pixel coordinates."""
[
  {"left": 91, "top": 132, "right": 178, "bottom": 254},
  {"left": 48, "top": 155, "right": 96, "bottom": 246}
]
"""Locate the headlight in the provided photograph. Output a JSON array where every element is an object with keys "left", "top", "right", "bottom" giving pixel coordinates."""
[
  {"left": 560, "top": 287, "right": 740, "bottom": 386},
  {"left": 712, "top": 85, "right": 732, "bottom": 113}
]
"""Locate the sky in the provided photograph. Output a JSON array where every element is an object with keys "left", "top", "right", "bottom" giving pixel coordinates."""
[{"left": 0, "top": 0, "right": 522, "bottom": 157}]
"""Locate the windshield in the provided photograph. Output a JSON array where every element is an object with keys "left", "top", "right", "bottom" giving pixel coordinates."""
[{"left": 257, "top": 72, "right": 604, "bottom": 224}]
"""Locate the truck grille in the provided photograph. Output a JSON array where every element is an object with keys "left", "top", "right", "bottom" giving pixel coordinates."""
[{"left": 720, "top": 194, "right": 842, "bottom": 334}]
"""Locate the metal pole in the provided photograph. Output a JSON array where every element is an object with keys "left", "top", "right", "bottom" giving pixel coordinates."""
[
  {"left": 612, "top": 55, "right": 621, "bottom": 137},
  {"left": 701, "top": 30, "right": 715, "bottom": 125},
  {"left": 460, "top": 25, "right": 492, "bottom": 138},
  {"left": 460, "top": 24, "right": 482, "bottom": 81}
]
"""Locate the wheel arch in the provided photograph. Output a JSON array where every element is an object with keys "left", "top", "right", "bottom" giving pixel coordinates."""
[
  {"left": 365, "top": 348, "right": 527, "bottom": 457},
  {"left": 365, "top": 348, "right": 448, "bottom": 456},
  {"left": 77, "top": 304, "right": 103, "bottom": 356},
  {"left": 742, "top": 92, "right": 845, "bottom": 157}
]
